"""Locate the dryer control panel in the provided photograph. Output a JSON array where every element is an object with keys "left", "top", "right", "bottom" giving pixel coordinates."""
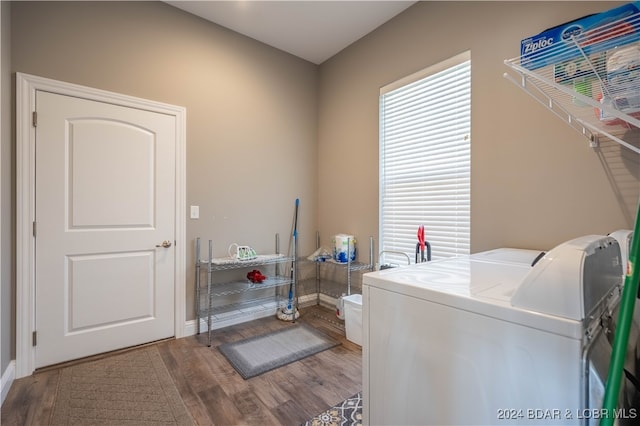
[{"left": 512, "top": 235, "right": 622, "bottom": 321}]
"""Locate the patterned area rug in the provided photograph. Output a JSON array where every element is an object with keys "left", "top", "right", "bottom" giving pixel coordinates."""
[
  {"left": 49, "top": 346, "right": 194, "bottom": 425},
  {"left": 302, "top": 392, "right": 362, "bottom": 426}
]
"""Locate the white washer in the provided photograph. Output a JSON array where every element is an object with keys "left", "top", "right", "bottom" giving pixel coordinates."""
[{"left": 362, "top": 235, "right": 628, "bottom": 425}]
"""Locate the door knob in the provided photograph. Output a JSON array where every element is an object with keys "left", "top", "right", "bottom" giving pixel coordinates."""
[{"left": 156, "top": 240, "right": 172, "bottom": 248}]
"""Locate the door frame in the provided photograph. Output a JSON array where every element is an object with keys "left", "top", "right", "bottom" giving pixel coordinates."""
[{"left": 15, "top": 73, "right": 187, "bottom": 378}]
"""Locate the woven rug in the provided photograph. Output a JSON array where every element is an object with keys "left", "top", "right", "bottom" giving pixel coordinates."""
[
  {"left": 218, "top": 323, "right": 340, "bottom": 379},
  {"left": 302, "top": 392, "right": 362, "bottom": 426},
  {"left": 49, "top": 345, "right": 194, "bottom": 425}
]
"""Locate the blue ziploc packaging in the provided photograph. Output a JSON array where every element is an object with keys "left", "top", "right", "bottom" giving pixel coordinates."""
[{"left": 521, "top": 2, "right": 640, "bottom": 70}]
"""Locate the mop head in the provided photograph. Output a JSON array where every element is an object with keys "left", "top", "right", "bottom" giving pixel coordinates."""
[{"left": 277, "top": 306, "right": 300, "bottom": 321}]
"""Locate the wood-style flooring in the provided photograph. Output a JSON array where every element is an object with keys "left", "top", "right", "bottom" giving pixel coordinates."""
[{"left": 1, "top": 305, "right": 362, "bottom": 426}]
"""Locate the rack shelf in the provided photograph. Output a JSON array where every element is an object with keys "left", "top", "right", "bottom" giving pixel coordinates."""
[
  {"left": 199, "top": 296, "right": 286, "bottom": 323},
  {"left": 195, "top": 235, "right": 295, "bottom": 346},
  {"left": 300, "top": 233, "right": 374, "bottom": 308},
  {"left": 207, "top": 276, "right": 292, "bottom": 297},
  {"left": 200, "top": 254, "right": 292, "bottom": 270},
  {"left": 504, "top": 11, "right": 640, "bottom": 154}
]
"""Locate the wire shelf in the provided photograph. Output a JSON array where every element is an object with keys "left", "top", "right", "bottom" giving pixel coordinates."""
[
  {"left": 314, "top": 279, "right": 362, "bottom": 299},
  {"left": 202, "top": 254, "right": 293, "bottom": 271},
  {"left": 208, "top": 276, "right": 292, "bottom": 297},
  {"left": 200, "top": 295, "right": 284, "bottom": 316},
  {"left": 304, "top": 259, "right": 373, "bottom": 272},
  {"left": 504, "top": 10, "right": 640, "bottom": 154},
  {"left": 197, "top": 296, "right": 286, "bottom": 332}
]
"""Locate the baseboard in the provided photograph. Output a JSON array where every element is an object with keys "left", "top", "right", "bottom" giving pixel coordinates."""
[
  {"left": 318, "top": 292, "right": 338, "bottom": 307},
  {"left": 1, "top": 360, "right": 16, "bottom": 405},
  {"left": 183, "top": 293, "right": 319, "bottom": 337}
]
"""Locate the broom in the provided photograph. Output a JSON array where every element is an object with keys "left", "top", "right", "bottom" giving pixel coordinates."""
[{"left": 277, "top": 198, "right": 300, "bottom": 321}]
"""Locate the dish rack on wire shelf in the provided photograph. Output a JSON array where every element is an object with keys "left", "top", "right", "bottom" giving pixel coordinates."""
[{"left": 503, "top": 9, "right": 640, "bottom": 154}]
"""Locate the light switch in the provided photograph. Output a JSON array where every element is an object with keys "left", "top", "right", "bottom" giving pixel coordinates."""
[{"left": 190, "top": 205, "right": 199, "bottom": 219}]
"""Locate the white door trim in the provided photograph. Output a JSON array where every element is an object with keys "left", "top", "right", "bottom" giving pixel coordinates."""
[{"left": 15, "top": 72, "right": 186, "bottom": 378}]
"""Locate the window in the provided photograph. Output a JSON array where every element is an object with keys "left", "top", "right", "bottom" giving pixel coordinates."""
[{"left": 379, "top": 51, "right": 471, "bottom": 263}]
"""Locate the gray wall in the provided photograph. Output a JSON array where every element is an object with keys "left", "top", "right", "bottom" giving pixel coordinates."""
[
  {"left": 317, "top": 1, "right": 638, "bottom": 254},
  {"left": 1, "top": 0, "right": 13, "bottom": 378},
  {"left": 5, "top": 0, "right": 318, "bottom": 375},
  {"left": 3, "top": 0, "right": 640, "bottom": 380}
]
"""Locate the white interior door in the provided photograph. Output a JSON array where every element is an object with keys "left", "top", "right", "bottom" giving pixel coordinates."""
[{"left": 34, "top": 90, "right": 176, "bottom": 368}]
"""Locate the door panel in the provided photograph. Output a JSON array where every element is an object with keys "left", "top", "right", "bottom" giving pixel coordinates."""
[
  {"left": 69, "top": 119, "right": 155, "bottom": 228},
  {"left": 35, "top": 91, "right": 176, "bottom": 368},
  {"left": 67, "top": 251, "right": 155, "bottom": 331}
]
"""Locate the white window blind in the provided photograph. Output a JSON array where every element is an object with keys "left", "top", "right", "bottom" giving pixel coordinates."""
[{"left": 379, "top": 51, "right": 470, "bottom": 263}]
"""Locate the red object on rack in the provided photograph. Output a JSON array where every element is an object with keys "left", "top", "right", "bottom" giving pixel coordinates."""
[{"left": 247, "top": 269, "right": 266, "bottom": 283}]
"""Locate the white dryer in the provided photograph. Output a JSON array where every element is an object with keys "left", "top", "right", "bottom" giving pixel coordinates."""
[{"left": 362, "top": 235, "right": 634, "bottom": 425}]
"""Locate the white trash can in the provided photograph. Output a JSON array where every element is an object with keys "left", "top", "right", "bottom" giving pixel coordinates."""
[{"left": 343, "top": 294, "right": 363, "bottom": 346}]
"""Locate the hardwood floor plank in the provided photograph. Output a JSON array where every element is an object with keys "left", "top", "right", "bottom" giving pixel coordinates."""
[
  {"left": 300, "top": 353, "right": 360, "bottom": 403},
  {"left": 231, "top": 387, "right": 282, "bottom": 425},
  {"left": 198, "top": 384, "right": 245, "bottom": 425},
  {"left": 314, "top": 344, "right": 362, "bottom": 385},
  {"left": 0, "top": 369, "right": 59, "bottom": 426},
  {"left": 206, "top": 350, "right": 248, "bottom": 390},
  {"left": 287, "top": 377, "right": 340, "bottom": 419},
  {"left": 247, "top": 373, "right": 292, "bottom": 409},
  {"left": 156, "top": 339, "right": 215, "bottom": 424},
  {"left": 271, "top": 398, "right": 313, "bottom": 426}
]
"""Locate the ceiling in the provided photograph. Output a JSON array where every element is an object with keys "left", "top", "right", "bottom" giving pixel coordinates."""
[{"left": 165, "top": 1, "right": 416, "bottom": 64}]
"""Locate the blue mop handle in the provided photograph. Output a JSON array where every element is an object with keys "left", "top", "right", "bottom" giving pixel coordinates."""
[
  {"left": 293, "top": 198, "right": 299, "bottom": 238},
  {"left": 288, "top": 198, "right": 299, "bottom": 310}
]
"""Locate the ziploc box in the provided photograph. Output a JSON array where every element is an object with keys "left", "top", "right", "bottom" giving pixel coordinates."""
[{"left": 521, "top": 1, "right": 640, "bottom": 70}]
